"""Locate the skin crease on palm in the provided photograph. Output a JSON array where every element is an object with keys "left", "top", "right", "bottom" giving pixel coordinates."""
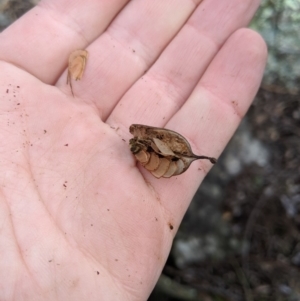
[{"left": 0, "top": 0, "right": 267, "bottom": 300}]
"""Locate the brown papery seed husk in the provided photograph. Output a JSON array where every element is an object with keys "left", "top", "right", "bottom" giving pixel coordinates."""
[
  {"left": 129, "top": 124, "right": 217, "bottom": 178},
  {"left": 67, "top": 49, "right": 88, "bottom": 96},
  {"left": 68, "top": 50, "right": 88, "bottom": 81}
]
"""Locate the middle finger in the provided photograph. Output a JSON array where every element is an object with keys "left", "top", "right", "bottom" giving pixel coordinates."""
[{"left": 56, "top": 0, "right": 202, "bottom": 118}]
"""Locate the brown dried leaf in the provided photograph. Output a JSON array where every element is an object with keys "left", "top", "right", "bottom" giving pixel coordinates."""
[
  {"left": 67, "top": 49, "right": 88, "bottom": 96},
  {"left": 129, "top": 124, "right": 217, "bottom": 178}
]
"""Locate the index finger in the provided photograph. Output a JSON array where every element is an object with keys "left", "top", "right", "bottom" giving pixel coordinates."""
[{"left": 0, "top": 0, "right": 129, "bottom": 83}]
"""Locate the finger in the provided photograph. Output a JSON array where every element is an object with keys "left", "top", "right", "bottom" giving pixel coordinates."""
[
  {"left": 146, "top": 29, "right": 267, "bottom": 229},
  {"left": 0, "top": 0, "right": 129, "bottom": 83},
  {"left": 56, "top": 0, "right": 203, "bottom": 116},
  {"left": 107, "top": 0, "right": 261, "bottom": 127}
]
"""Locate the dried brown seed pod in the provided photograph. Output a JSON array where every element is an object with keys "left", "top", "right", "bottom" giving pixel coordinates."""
[
  {"left": 129, "top": 124, "right": 217, "bottom": 178},
  {"left": 67, "top": 49, "right": 88, "bottom": 96}
]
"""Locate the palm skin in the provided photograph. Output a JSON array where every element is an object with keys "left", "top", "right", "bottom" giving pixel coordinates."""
[{"left": 0, "top": 0, "right": 267, "bottom": 300}]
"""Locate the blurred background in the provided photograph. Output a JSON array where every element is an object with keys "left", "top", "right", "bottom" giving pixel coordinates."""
[{"left": 1, "top": 1, "right": 299, "bottom": 300}]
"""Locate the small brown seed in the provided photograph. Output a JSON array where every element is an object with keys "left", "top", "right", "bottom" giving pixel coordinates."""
[
  {"left": 67, "top": 49, "right": 88, "bottom": 96},
  {"left": 135, "top": 150, "right": 150, "bottom": 165},
  {"left": 163, "top": 161, "right": 178, "bottom": 178},
  {"left": 151, "top": 158, "right": 171, "bottom": 178},
  {"left": 144, "top": 152, "right": 160, "bottom": 171}
]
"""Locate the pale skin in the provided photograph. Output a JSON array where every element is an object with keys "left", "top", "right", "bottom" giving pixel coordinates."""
[{"left": 0, "top": 0, "right": 267, "bottom": 300}]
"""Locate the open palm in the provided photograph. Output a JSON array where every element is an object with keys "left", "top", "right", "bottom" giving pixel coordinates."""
[{"left": 0, "top": 0, "right": 266, "bottom": 300}]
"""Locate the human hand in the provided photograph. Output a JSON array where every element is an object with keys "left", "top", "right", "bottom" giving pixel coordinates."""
[{"left": 0, "top": 0, "right": 266, "bottom": 300}]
